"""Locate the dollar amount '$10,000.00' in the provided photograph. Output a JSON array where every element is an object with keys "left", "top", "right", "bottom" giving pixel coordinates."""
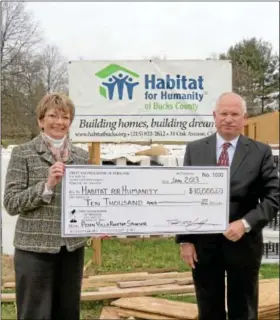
[{"left": 189, "top": 187, "right": 224, "bottom": 195}]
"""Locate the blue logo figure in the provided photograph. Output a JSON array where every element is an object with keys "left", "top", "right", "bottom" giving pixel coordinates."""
[
  {"left": 102, "top": 73, "right": 129, "bottom": 100},
  {"left": 101, "top": 77, "right": 117, "bottom": 100},
  {"left": 112, "top": 73, "right": 128, "bottom": 100},
  {"left": 96, "top": 64, "right": 140, "bottom": 100},
  {"left": 125, "top": 77, "right": 139, "bottom": 100}
]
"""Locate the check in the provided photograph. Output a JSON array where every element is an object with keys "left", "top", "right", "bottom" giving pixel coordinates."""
[{"left": 61, "top": 166, "right": 230, "bottom": 237}]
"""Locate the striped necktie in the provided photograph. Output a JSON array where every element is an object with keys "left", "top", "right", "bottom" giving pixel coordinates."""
[{"left": 217, "top": 142, "right": 231, "bottom": 166}]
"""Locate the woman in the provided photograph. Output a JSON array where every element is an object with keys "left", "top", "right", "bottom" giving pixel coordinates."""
[{"left": 4, "top": 93, "right": 89, "bottom": 320}]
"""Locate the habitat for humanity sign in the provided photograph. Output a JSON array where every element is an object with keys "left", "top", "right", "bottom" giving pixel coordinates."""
[{"left": 68, "top": 60, "right": 232, "bottom": 142}]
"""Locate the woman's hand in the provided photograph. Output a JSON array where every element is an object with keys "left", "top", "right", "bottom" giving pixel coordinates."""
[{"left": 46, "top": 162, "right": 65, "bottom": 190}]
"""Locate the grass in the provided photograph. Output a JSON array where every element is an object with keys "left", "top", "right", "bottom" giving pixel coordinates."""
[
  {"left": 2, "top": 303, "right": 17, "bottom": 320},
  {"left": 1, "top": 238, "right": 279, "bottom": 319},
  {"left": 259, "top": 263, "right": 280, "bottom": 279},
  {"left": 85, "top": 238, "right": 189, "bottom": 275}
]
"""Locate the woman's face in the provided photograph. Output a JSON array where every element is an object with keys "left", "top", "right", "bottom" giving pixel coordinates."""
[{"left": 38, "top": 107, "right": 71, "bottom": 139}]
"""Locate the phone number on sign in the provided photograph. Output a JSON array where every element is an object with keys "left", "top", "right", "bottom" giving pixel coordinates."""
[{"left": 130, "top": 131, "right": 187, "bottom": 137}]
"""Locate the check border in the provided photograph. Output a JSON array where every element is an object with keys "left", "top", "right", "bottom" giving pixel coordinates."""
[{"left": 61, "top": 166, "right": 230, "bottom": 237}]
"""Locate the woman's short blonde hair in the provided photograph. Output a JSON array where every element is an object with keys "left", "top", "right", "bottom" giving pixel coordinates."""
[{"left": 36, "top": 92, "right": 75, "bottom": 121}]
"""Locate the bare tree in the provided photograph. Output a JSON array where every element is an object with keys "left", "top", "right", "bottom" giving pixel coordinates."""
[
  {"left": 1, "top": 2, "right": 43, "bottom": 140},
  {"left": 1, "top": 3, "right": 69, "bottom": 141},
  {"left": 41, "top": 44, "right": 68, "bottom": 93},
  {"left": 1, "top": 51, "right": 45, "bottom": 140},
  {"left": 1, "top": 2, "right": 41, "bottom": 72}
]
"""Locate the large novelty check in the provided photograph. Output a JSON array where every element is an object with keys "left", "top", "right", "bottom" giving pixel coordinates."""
[{"left": 61, "top": 166, "right": 230, "bottom": 237}]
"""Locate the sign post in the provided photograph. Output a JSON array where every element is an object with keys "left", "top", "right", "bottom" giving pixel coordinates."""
[{"left": 88, "top": 142, "right": 102, "bottom": 265}]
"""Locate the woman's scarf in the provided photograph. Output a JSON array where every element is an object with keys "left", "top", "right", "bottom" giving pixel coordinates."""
[{"left": 41, "top": 133, "right": 70, "bottom": 163}]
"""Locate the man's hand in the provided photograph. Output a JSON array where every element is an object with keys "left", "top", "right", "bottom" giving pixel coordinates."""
[
  {"left": 223, "top": 219, "right": 245, "bottom": 242},
  {"left": 180, "top": 243, "right": 198, "bottom": 269}
]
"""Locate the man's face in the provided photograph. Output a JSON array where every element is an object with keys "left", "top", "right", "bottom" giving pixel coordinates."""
[{"left": 213, "top": 95, "right": 247, "bottom": 140}]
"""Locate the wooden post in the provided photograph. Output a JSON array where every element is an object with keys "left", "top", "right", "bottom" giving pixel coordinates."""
[{"left": 88, "top": 142, "right": 102, "bottom": 266}]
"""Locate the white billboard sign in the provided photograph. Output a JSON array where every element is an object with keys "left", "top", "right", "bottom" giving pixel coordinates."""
[{"left": 68, "top": 60, "right": 232, "bottom": 142}]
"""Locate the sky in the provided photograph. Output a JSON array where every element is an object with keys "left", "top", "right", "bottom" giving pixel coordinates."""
[{"left": 26, "top": 2, "right": 279, "bottom": 61}]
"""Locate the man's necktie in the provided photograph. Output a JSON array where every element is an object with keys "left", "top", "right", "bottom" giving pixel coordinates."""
[{"left": 217, "top": 142, "right": 231, "bottom": 166}]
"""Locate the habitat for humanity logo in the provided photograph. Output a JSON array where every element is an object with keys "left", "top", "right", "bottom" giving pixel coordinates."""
[{"left": 95, "top": 64, "right": 140, "bottom": 100}]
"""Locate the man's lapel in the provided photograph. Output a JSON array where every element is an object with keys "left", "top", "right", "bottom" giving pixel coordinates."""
[
  {"left": 204, "top": 134, "right": 218, "bottom": 165},
  {"left": 230, "top": 135, "right": 250, "bottom": 179},
  {"left": 204, "top": 133, "right": 250, "bottom": 178}
]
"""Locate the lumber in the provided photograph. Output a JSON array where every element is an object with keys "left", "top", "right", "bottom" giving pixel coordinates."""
[
  {"left": 2, "top": 271, "right": 191, "bottom": 287},
  {"left": 258, "top": 278, "right": 279, "bottom": 305},
  {"left": 82, "top": 280, "right": 117, "bottom": 289},
  {"left": 98, "top": 283, "right": 195, "bottom": 293},
  {"left": 2, "top": 276, "right": 15, "bottom": 283},
  {"left": 3, "top": 279, "right": 117, "bottom": 290},
  {"left": 1, "top": 293, "right": 15, "bottom": 302},
  {"left": 3, "top": 272, "right": 193, "bottom": 290},
  {"left": 83, "top": 259, "right": 92, "bottom": 272},
  {"left": 224, "top": 278, "right": 279, "bottom": 320},
  {"left": 112, "top": 296, "right": 198, "bottom": 320},
  {"left": 117, "top": 278, "right": 177, "bottom": 288},
  {"left": 88, "top": 272, "right": 148, "bottom": 282},
  {"left": 3, "top": 281, "right": 15, "bottom": 289},
  {"left": 259, "top": 304, "right": 279, "bottom": 311},
  {"left": 175, "top": 277, "right": 193, "bottom": 285},
  {"left": 88, "top": 271, "right": 190, "bottom": 282},
  {"left": 142, "top": 267, "right": 180, "bottom": 273},
  {"left": 96, "top": 285, "right": 119, "bottom": 292},
  {"left": 146, "top": 272, "right": 191, "bottom": 279},
  {"left": 99, "top": 307, "right": 121, "bottom": 319},
  {"left": 115, "top": 307, "right": 178, "bottom": 320},
  {"left": 1, "top": 284, "right": 195, "bottom": 303},
  {"left": 86, "top": 284, "right": 195, "bottom": 300}
]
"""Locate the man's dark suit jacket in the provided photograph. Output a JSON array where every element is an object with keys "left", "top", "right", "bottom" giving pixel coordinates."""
[{"left": 175, "top": 133, "right": 279, "bottom": 264}]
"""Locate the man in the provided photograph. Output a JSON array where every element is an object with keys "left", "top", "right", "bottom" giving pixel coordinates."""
[{"left": 175, "top": 92, "right": 279, "bottom": 320}]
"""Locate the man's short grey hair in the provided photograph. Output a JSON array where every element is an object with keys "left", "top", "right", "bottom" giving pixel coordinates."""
[{"left": 214, "top": 92, "right": 247, "bottom": 114}]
